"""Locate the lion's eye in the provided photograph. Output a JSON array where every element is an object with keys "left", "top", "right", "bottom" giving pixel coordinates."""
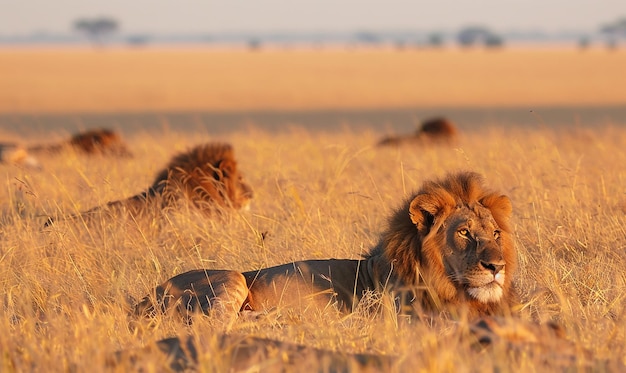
[
  {"left": 493, "top": 230, "right": 501, "bottom": 240},
  {"left": 458, "top": 228, "right": 469, "bottom": 237}
]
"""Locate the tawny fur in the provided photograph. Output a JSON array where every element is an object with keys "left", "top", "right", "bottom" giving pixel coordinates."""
[
  {"left": 134, "top": 171, "right": 517, "bottom": 322},
  {"left": 28, "top": 128, "right": 133, "bottom": 157},
  {"left": 377, "top": 117, "right": 458, "bottom": 147},
  {"left": 114, "top": 316, "right": 578, "bottom": 372},
  {"left": 0, "top": 143, "right": 41, "bottom": 169},
  {"left": 45, "top": 142, "right": 253, "bottom": 227}
]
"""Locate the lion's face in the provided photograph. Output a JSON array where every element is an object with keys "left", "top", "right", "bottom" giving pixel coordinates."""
[
  {"left": 230, "top": 174, "right": 254, "bottom": 210},
  {"left": 441, "top": 203, "right": 508, "bottom": 303},
  {"left": 402, "top": 172, "right": 516, "bottom": 311},
  {"left": 196, "top": 159, "right": 254, "bottom": 210}
]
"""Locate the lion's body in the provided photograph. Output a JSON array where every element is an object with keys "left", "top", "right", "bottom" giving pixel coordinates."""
[
  {"left": 378, "top": 117, "right": 458, "bottom": 147},
  {"left": 135, "top": 172, "right": 516, "bottom": 320},
  {"left": 137, "top": 260, "right": 379, "bottom": 318},
  {"left": 46, "top": 142, "right": 253, "bottom": 227},
  {"left": 28, "top": 128, "right": 133, "bottom": 157}
]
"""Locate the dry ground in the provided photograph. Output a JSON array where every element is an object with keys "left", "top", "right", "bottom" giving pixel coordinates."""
[
  {"left": 1, "top": 47, "right": 625, "bottom": 113},
  {"left": 1, "top": 122, "right": 625, "bottom": 372}
]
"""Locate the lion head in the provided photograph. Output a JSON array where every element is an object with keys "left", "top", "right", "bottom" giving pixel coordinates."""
[
  {"left": 372, "top": 171, "right": 516, "bottom": 316},
  {"left": 416, "top": 117, "right": 458, "bottom": 143},
  {"left": 150, "top": 142, "right": 254, "bottom": 214}
]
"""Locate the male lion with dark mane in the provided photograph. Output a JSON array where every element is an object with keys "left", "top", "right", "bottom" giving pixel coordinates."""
[
  {"left": 134, "top": 171, "right": 517, "bottom": 321},
  {"left": 377, "top": 117, "right": 458, "bottom": 147},
  {"left": 45, "top": 142, "right": 253, "bottom": 227},
  {"left": 28, "top": 128, "right": 133, "bottom": 157}
]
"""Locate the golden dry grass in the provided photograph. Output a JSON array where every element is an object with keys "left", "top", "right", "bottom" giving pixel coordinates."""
[
  {"left": 1, "top": 47, "right": 625, "bottom": 113},
  {"left": 1, "top": 122, "right": 625, "bottom": 372}
]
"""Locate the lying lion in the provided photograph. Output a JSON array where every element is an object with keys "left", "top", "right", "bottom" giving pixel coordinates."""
[
  {"left": 0, "top": 143, "right": 41, "bottom": 169},
  {"left": 134, "top": 171, "right": 517, "bottom": 321},
  {"left": 114, "top": 316, "right": 582, "bottom": 372},
  {"left": 45, "top": 142, "right": 253, "bottom": 227},
  {"left": 377, "top": 117, "right": 458, "bottom": 147},
  {"left": 28, "top": 128, "right": 133, "bottom": 157}
]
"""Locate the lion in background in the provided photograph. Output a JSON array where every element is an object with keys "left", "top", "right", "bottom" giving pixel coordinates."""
[
  {"left": 134, "top": 171, "right": 517, "bottom": 322},
  {"left": 45, "top": 142, "right": 253, "bottom": 227},
  {"left": 377, "top": 117, "right": 458, "bottom": 147},
  {"left": 114, "top": 316, "right": 577, "bottom": 372},
  {"left": 0, "top": 143, "right": 41, "bottom": 169},
  {"left": 28, "top": 128, "right": 133, "bottom": 157}
]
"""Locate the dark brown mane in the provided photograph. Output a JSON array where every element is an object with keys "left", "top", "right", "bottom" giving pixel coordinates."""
[
  {"left": 366, "top": 171, "right": 516, "bottom": 317},
  {"left": 377, "top": 117, "right": 458, "bottom": 147},
  {"left": 417, "top": 117, "right": 458, "bottom": 139},
  {"left": 44, "top": 142, "right": 252, "bottom": 227},
  {"left": 414, "top": 171, "right": 491, "bottom": 211},
  {"left": 28, "top": 128, "right": 132, "bottom": 157},
  {"left": 149, "top": 143, "right": 252, "bottom": 211},
  {"left": 150, "top": 143, "right": 236, "bottom": 192},
  {"left": 368, "top": 172, "right": 495, "bottom": 257}
]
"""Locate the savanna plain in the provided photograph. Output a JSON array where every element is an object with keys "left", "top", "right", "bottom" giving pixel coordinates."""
[{"left": 1, "top": 47, "right": 626, "bottom": 372}]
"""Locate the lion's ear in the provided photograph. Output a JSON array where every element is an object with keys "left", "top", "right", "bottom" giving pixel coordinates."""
[
  {"left": 409, "top": 193, "right": 452, "bottom": 232},
  {"left": 480, "top": 194, "right": 512, "bottom": 231},
  {"left": 217, "top": 159, "right": 237, "bottom": 177}
]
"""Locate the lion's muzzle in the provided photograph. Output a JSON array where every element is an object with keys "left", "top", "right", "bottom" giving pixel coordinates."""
[{"left": 467, "top": 245, "right": 507, "bottom": 303}]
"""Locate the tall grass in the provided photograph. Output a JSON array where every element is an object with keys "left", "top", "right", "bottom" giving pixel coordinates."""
[{"left": 1, "top": 123, "right": 625, "bottom": 371}]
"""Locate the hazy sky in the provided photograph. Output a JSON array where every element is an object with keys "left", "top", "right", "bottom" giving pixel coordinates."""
[{"left": 1, "top": 0, "right": 624, "bottom": 35}]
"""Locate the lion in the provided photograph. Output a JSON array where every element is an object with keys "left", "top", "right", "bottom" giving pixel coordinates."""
[
  {"left": 0, "top": 143, "right": 41, "bottom": 169},
  {"left": 377, "top": 117, "right": 458, "bottom": 147},
  {"left": 112, "top": 332, "right": 395, "bottom": 372},
  {"left": 68, "top": 128, "right": 133, "bottom": 156},
  {"left": 28, "top": 128, "right": 133, "bottom": 157},
  {"left": 45, "top": 142, "right": 253, "bottom": 227},
  {"left": 134, "top": 171, "right": 517, "bottom": 322},
  {"left": 114, "top": 316, "right": 581, "bottom": 372}
]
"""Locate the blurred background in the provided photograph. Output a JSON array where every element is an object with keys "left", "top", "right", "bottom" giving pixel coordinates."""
[
  {"left": 1, "top": 0, "right": 625, "bottom": 135},
  {"left": 2, "top": 0, "right": 625, "bottom": 49}
]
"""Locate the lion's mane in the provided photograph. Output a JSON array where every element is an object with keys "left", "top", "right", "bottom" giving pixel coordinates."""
[
  {"left": 377, "top": 117, "right": 458, "bottom": 147},
  {"left": 45, "top": 142, "right": 252, "bottom": 227},
  {"left": 69, "top": 128, "right": 133, "bottom": 157},
  {"left": 148, "top": 142, "right": 253, "bottom": 213},
  {"left": 28, "top": 128, "right": 132, "bottom": 157},
  {"left": 367, "top": 171, "right": 517, "bottom": 316}
]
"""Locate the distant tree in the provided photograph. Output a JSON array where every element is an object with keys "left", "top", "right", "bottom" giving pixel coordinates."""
[
  {"left": 457, "top": 26, "right": 489, "bottom": 47},
  {"left": 74, "top": 17, "right": 119, "bottom": 46},
  {"left": 578, "top": 36, "right": 590, "bottom": 50},
  {"left": 126, "top": 35, "right": 150, "bottom": 47},
  {"left": 394, "top": 39, "right": 407, "bottom": 50},
  {"left": 484, "top": 33, "right": 504, "bottom": 48},
  {"left": 354, "top": 31, "right": 380, "bottom": 45},
  {"left": 600, "top": 17, "right": 626, "bottom": 49},
  {"left": 247, "top": 38, "right": 262, "bottom": 51},
  {"left": 457, "top": 26, "right": 504, "bottom": 48},
  {"left": 427, "top": 33, "right": 444, "bottom": 48}
]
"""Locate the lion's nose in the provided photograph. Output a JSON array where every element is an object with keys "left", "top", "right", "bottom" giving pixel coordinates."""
[{"left": 480, "top": 261, "right": 504, "bottom": 275}]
